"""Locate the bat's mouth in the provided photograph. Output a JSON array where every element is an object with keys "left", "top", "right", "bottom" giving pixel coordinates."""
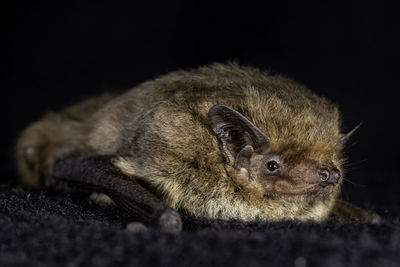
[
  {"left": 263, "top": 184, "right": 338, "bottom": 206},
  {"left": 263, "top": 179, "right": 338, "bottom": 198}
]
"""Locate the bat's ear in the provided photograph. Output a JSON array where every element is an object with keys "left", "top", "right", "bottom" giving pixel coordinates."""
[
  {"left": 208, "top": 104, "right": 271, "bottom": 169},
  {"left": 340, "top": 123, "right": 362, "bottom": 146}
]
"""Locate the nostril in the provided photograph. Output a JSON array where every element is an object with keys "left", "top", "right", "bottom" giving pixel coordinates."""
[
  {"left": 318, "top": 169, "right": 330, "bottom": 182},
  {"left": 331, "top": 171, "right": 341, "bottom": 184}
]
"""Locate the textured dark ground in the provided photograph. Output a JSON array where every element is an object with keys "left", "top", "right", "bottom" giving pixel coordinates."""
[{"left": 1, "top": 169, "right": 399, "bottom": 267}]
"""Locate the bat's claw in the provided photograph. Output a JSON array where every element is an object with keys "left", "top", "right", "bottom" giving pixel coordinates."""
[{"left": 156, "top": 208, "right": 182, "bottom": 232}]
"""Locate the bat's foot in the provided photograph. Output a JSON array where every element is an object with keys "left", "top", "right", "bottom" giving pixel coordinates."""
[
  {"left": 17, "top": 114, "right": 85, "bottom": 189},
  {"left": 20, "top": 144, "right": 63, "bottom": 188}
]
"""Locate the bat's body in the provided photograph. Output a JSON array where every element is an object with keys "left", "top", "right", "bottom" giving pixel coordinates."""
[{"left": 16, "top": 63, "right": 379, "bottom": 230}]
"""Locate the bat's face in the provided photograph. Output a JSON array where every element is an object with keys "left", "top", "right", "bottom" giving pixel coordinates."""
[
  {"left": 208, "top": 104, "right": 343, "bottom": 202},
  {"left": 248, "top": 153, "right": 342, "bottom": 197}
]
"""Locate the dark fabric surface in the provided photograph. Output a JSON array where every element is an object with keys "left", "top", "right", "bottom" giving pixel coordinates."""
[{"left": 1, "top": 176, "right": 399, "bottom": 267}]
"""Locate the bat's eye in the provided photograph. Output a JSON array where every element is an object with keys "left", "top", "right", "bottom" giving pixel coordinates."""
[{"left": 266, "top": 160, "right": 280, "bottom": 173}]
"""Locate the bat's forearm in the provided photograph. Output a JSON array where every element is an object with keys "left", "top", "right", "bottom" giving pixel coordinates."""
[{"left": 51, "top": 155, "right": 182, "bottom": 231}]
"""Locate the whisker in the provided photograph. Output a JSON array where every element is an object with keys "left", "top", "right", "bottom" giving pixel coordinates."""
[
  {"left": 344, "top": 141, "right": 360, "bottom": 149},
  {"left": 342, "top": 178, "right": 366, "bottom": 187},
  {"left": 341, "top": 159, "right": 368, "bottom": 169}
]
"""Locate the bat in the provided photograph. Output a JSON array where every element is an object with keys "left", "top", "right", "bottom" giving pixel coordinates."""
[{"left": 16, "top": 63, "right": 381, "bottom": 231}]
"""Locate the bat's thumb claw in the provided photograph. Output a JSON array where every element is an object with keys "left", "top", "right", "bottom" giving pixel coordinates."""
[{"left": 156, "top": 208, "right": 182, "bottom": 232}]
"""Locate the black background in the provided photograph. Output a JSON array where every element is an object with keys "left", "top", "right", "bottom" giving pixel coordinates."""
[{"left": 2, "top": 1, "right": 399, "bottom": 209}]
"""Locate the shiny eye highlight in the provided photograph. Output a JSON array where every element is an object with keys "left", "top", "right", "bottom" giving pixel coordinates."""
[{"left": 266, "top": 160, "right": 280, "bottom": 173}]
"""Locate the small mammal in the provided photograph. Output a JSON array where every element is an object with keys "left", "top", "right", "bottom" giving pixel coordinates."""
[{"left": 16, "top": 63, "right": 380, "bottom": 231}]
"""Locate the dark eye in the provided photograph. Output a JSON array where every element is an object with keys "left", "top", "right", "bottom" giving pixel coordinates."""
[{"left": 266, "top": 160, "right": 280, "bottom": 173}]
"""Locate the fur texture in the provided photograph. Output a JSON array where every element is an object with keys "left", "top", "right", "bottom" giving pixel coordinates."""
[{"left": 16, "top": 63, "right": 345, "bottom": 222}]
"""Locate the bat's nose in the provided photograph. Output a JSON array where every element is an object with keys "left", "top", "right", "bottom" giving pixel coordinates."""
[{"left": 318, "top": 168, "right": 341, "bottom": 184}]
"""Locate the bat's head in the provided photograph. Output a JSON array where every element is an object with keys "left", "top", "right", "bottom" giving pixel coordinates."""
[{"left": 208, "top": 104, "right": 351, "bottom": 219}]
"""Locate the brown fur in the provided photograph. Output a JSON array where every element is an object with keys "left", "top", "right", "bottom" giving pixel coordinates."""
[{"left": 16, "top": 63, "right": 346, "bottom": 222}]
